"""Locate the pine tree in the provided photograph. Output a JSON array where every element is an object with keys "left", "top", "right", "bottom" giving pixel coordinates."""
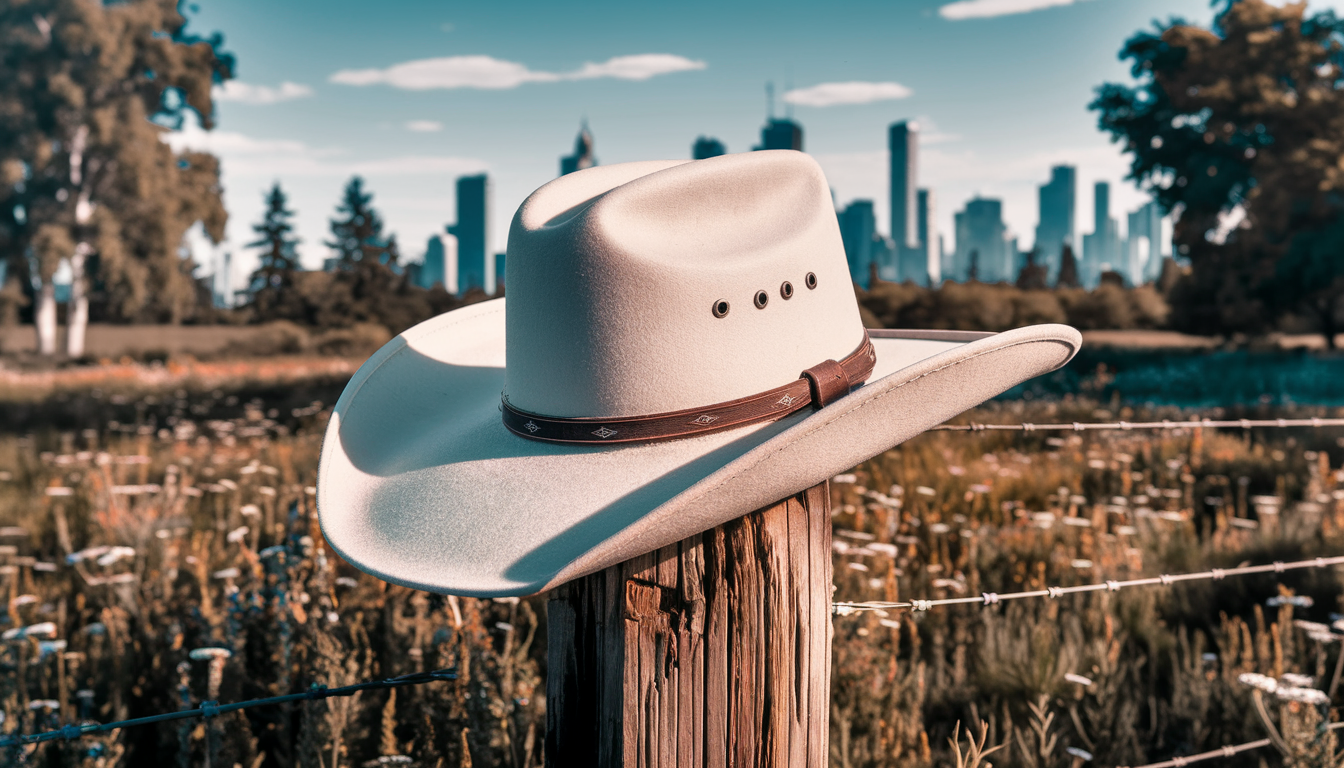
[
  {"left": 327, "top": 177, "right": 397, "bottom": 275},
  {"left": 320, "top": 177, "right": 411, "bottom": 327},
  {"left": 1056, "top": 244, "right": 1081, "bottom": 289},
  {"left": 246, "top": 183, "right": 302, "bottom": 320}
]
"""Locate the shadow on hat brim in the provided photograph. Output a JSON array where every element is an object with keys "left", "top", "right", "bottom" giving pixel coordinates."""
[{"left": 317, "top": 299, "right": 1081, "bottom": 597}]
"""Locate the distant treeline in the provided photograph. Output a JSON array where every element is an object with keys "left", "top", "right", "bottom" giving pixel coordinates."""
[{"left": 857, "top": 279, "right": 1171, "bottom": 333}]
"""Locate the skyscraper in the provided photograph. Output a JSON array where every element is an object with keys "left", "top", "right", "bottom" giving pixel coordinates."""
[
  {"left": 889, "top": 122, "right": 918, "bottom": 251},
  {"left": 692, "top": 136, "right": 726, "bottom": 159},
  {"left": 899, "top": 188, "right": 937, "bottom": 286},
  {"left": 560, "top": 123, "right": 597, "bottom": 176},
  {"left": 213, "top": 248, "right": 232, "bottom": 308},
  {"left": 448, "top": 174, "right": 491, "bottom": 295},
  {"left": 1082, "top": 181, "right": 1121, "bottom": 287},
  {"left": 872, "top": 236, "right": 897, "bottom": 282},
  {"left": 419, "top": 235, "right": 446, "bottom": 290},
  {"left": 755, "top": 118, "right": 803, "bottom": 151},
  {"left": 1034, "top": 165, "right": 1076, "bottom": 280},
  {"left": 441, "top": 233, "right": 459, "bottom": 294},
  {"left": 838, "top": 200, "right": 876, "bottom": 288},
  {"left": 1127, "top": 200, "right": 1165, "bottom": 284},
  {"left": 954, "top": 198, "right": 1009, "bottom": 282}
]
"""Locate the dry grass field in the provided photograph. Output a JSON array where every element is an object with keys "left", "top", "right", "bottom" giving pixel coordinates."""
[{"left": 1, "top": 389, "right": 1343, "bottom": 767}]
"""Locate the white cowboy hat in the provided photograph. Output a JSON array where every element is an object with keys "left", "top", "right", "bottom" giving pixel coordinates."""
[{"left": 317, "top": 151, "right": 1080, "bottom": 597}]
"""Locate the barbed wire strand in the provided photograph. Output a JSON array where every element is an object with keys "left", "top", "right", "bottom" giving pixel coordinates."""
[
  {"left": 833, "top": 555, "right": 1344, "bottom": 616},
  {"left": 930, "top": 417, "right": 1344, "bottom": 433},
  {"left": 0, "top": 667, "right": 458, "bottom": 748},
  {"left": 1122, "top": 722, "right": 1344, "bottom": 768}
]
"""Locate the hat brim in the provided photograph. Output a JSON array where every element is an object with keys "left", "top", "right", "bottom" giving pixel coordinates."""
[{"left": 317, "top": 299, "right": 1080, "bottom": 596}]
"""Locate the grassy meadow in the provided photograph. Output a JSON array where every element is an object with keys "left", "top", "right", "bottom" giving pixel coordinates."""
[{"left": 1, "top": 385, "right": 1342, "bottom": 767}]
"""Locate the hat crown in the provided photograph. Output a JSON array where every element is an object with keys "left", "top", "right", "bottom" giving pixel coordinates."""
[{"left": 504, "top": 151, "right": 865, "bottom": 419}]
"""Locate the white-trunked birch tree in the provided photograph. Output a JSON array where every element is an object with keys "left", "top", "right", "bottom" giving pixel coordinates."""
[{"left": 0, "top": 0, "right": 233, "bottom": 356}]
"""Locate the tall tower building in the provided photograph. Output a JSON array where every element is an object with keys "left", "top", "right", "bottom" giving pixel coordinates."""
[
  {"left": 213, "top": 248, "right": 232, "bottom": 308},
  {"left": 1034, "top": 165, "right": 1076, "bottom": 280},
  {"left": 889, "top": 122, "right": 918, "bottom": 251},
  {"left": 903, "top": 188, "right": 937, "bottom": 286},
  {"left": 560, "top": 124, "right": 597, "bottom": 177},
  {"left": 1082, "top": 181, "right": 1120, "bottom": 287},
  {"left": 1094, "top": 182, "right": 1110, "bottom": 246},
  {"left": 441, "top": 233, "right": 459, "bottom": 295},
  {"left": 448, "top": 174, "right": 492, "bottom": 295},
  {"left": 1125, "top": 200, "right": 1166, "bottom": 285},
  {"left": 420, "top": 235, "right": 446, "bottom": 289},
  {"left": 838, "top": 200, "right": 877, "bottom": 288},
  {"left": 754, "top": 118, "right": 803, "bottom": 151},
  {"left": 954, "top": 197, "right": 1009, "bottom": 282},
  {"left": 692, "top": 136, "right": 726, "bottom": 159}
]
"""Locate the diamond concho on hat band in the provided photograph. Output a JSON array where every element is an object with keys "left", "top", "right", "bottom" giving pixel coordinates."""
[{"left": 501, "top": 330, "right": 876, "bottom": 445}]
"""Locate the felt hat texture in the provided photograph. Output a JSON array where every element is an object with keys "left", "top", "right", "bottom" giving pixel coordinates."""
[{"left": 317, "top": 151, "right": 1082, "bottom": 597}]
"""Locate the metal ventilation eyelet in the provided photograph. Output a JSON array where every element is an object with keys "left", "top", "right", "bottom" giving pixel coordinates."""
[
  {"left": 805, "top": 272, "right": 818, "bottom": 290},
  {"left": 712, "top": 299, "right": 730, "bottom": 318},
  {"left": 754, "top": 290, "right": 769, "bottom": 309},
  {"left": 780, "top": 281, "right": 794, "bottom": 300}
]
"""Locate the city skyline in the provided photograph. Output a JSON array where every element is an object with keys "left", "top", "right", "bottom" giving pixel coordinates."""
[{"left": 179, "top": 0, "right": 1282, "bottom": 289}]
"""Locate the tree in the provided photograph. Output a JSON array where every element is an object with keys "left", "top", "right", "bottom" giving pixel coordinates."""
[
  {"left": 1016, "top": 248, "right": 1049, "bottom": 290},
  {"left": 246, "top": 182, "right": 302, "bottom": 320},
  {"left": 328, "top": 177, "right": 397, "bottom": 276},
  {"left": 1056, "top": 244, "right": 1080, "bottom": 289},
  {"left": 1091, "top": 0, "right": 1344, "bottom": 345},
  {"left": 315, "top": 177, "right": 419, "bottom": 329},
  {"left": 0, "top": 0, "right": 234, "bottom": 356}
]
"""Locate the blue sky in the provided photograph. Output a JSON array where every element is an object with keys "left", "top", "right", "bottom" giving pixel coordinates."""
[{"left": 178, "top": 0, "right": 1272, "bottom": 285}]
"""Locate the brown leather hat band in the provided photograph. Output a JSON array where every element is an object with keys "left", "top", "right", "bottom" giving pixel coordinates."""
[{"left": 502, "top": 331, "right": 876, "bottom": 445}]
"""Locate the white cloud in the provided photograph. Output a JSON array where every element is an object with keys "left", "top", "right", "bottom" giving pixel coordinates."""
[
  {"left": 405, "top": 120, "right": 444, "bottom": 132},
  {"left": 569, "top": 54, "right": 706, "bottom": 81},
  {"left": 330, "top": 53, "right": 705, "bottom": 90},
  {"left": 163, "top": 122, "right": 485, "bottom": 179},
  {"left": 332, "top": 56, "right": 556, "bottom": 90},
  {"left": 164, "top": 124, "right": 309, "bottom": 155},
  {"left": 213, "top": 81, "right": 314, "bottom": 105},
  {"left": 939, "top": 0, "right": 1085, "bottom": 20},
  {"left": 782, "top": 81, "right": 913, "bottom": 108}
]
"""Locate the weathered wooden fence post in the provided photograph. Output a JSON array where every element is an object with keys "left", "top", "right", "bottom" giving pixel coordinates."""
[{"left": 546, "top": 482, "right": 832, "bottom": 767}]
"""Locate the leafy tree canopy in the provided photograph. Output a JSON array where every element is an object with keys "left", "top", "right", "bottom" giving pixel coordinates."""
[
  {"left": 0, "top": 0, "right": 234, "bottom": 325},
  {"left": 1091, "top": 0, "right": 1344, "bottom": 343}
]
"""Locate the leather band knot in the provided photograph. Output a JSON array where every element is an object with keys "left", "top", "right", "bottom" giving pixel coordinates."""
[{"left": 802, "top": 359, "right": 850, "bottom": 409}]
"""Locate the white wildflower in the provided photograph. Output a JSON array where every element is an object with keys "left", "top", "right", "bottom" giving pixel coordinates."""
[
  {"left": 1275, "top": 686, "right": 1330, "bottom": 705},
  {"left": 1238, "top": 672, "right": 1278, "bottom": 692}
]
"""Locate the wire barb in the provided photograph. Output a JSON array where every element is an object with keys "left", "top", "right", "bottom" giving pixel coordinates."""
[
  {"left": 1127, "top": 723, "right": 1344, "bottom": 768},
  {"left": 930, "top": 417, "right": 1344, "bottom": 433},
  {"left": 834, "top": 556, "right": 1344, "bottom": 616},
  {"left": 0, "top": 667, "right": 458, "bottom": 748}
]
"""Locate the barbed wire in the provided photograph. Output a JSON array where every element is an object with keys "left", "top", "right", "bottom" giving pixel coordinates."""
[
  {"left": 0, "top": 667, "right": 458, "bottom": 748},
  {"left": 931, "top": 417, "right": 1344, "bottom": 433},
  {"left": 1123, "top": 722, "right": 1344, "bottom": 768},
  {"left": 832, "top": 555, "right": 1344, "bottom": 616}
]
